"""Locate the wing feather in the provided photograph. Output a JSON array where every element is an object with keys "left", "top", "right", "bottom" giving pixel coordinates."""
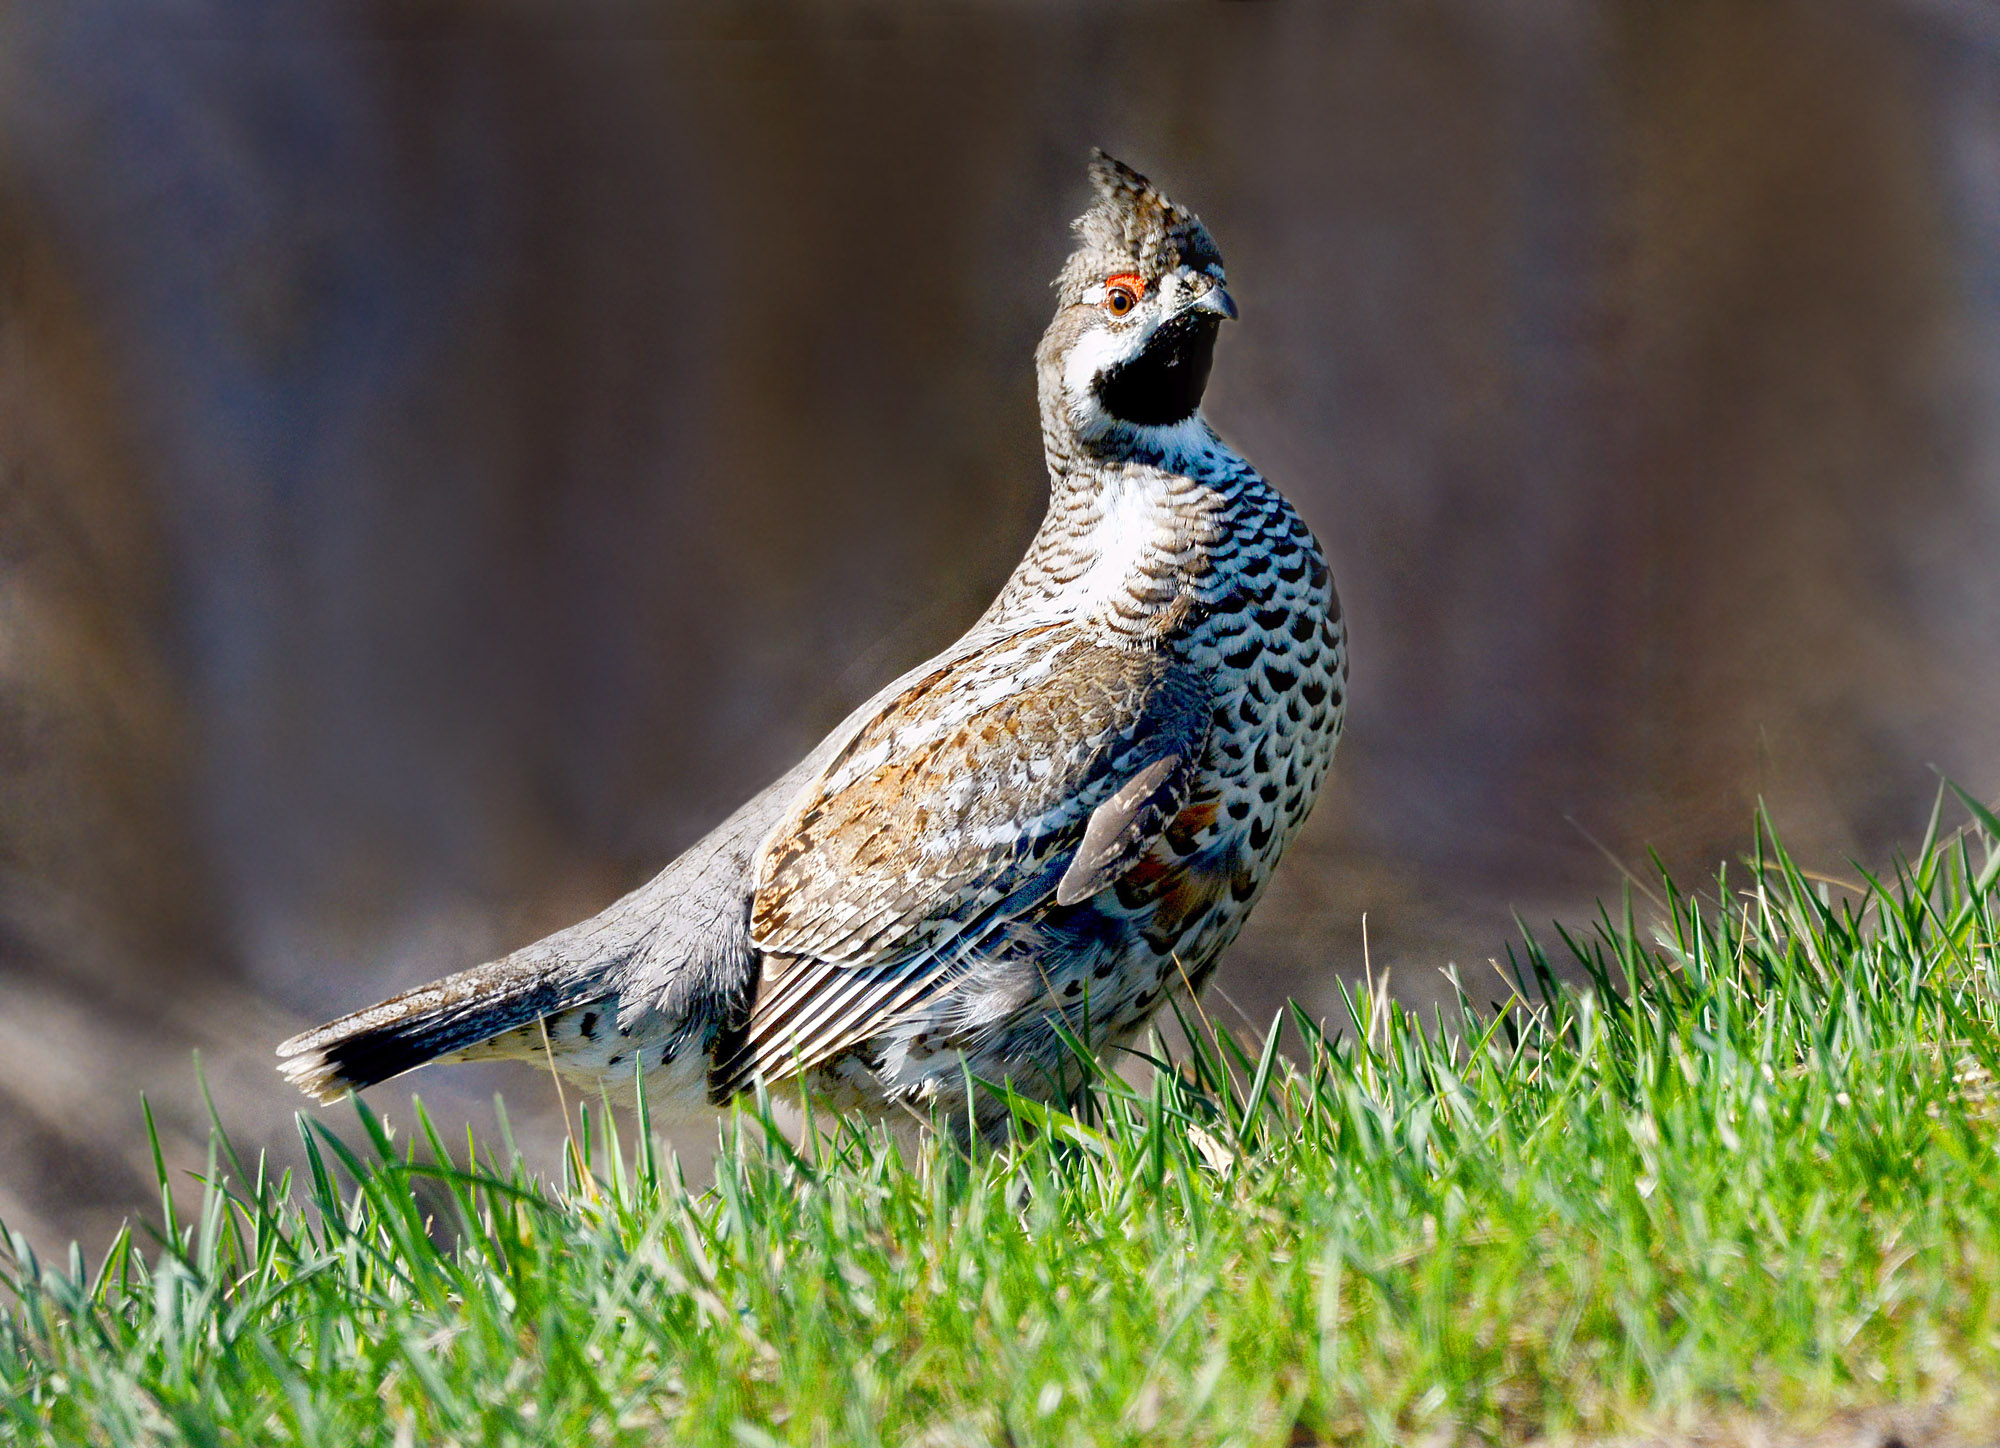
[
  {"left": 1055, "top": 753, "right": 1188, "bottom": 906},
  {"left": 724, "top": 623, "right": 1209, "bottom": 1091}
]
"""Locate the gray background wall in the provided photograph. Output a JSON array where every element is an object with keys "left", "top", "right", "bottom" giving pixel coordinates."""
[{"left": 4, "top": 0, "right": 1999, "bottom": 1256}]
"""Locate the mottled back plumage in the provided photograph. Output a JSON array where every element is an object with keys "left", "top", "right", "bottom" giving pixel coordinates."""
[{"left": 279, "top": 152, "right": 1348, "bottom": 1139}]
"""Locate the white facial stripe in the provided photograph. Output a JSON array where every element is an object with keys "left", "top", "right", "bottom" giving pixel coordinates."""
[
  {"left": 1080, "top": 283, "right": 1107, "bottom": 306},
  {"left": 1062, "top": 321, "right": 1149, "bottom": 399}
]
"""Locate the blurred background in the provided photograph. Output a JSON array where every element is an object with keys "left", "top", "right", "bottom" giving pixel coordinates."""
[{"left": 4, "top": 0, "right": 2000, "bottom": 1257}]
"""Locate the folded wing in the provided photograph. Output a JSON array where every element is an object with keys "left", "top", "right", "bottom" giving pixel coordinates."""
[{"left": 718, "top": 623, "right": 1209, "bottom": 1093}]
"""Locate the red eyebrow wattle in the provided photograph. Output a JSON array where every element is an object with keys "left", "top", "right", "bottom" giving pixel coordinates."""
[{"left": 1106, "top": 272, "right": 1146, "bottom": 295}]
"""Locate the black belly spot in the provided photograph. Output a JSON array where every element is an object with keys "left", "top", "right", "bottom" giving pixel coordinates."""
[
  {"left": 1224, "top": 643, "right": 1262, "bottom": 668},
  {"left": 1249, "top": 817, "right": 1274, "bottom": 850},
  {"left": 579, "top": 1011, "right": 599, "bottom": 1040},
  {"left": 607, "top": 1053, "right": 623, "bottom": 1067},
  {"left": 1255, "top": 607, "right": 1288, "bottom": 630},
  {"left": 1302, "top": 679, "right": 1326, "bottom": 706},
  {"left": 1165, "top": 814, "right": 1206, "bottom": 855},
  {"left": 1227, "top": 799, "right": 1251, "bottom": 820},
  {"left": 1264, "top": 666, "right": 1296, "bottom": 692}
]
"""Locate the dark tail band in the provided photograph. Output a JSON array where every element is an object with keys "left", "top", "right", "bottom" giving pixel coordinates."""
[{"left": 276, "top": 961, "right": 597, "bottom": 1103}]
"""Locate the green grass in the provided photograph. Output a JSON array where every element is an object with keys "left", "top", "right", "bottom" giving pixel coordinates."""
[{"left": 5, "top": 797, "right": 2000, "bottom": 1446}]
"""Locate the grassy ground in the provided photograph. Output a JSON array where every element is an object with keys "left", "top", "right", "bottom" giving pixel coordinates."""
[{"left": 4, "top": 798, "right": 2000, "bottom": 1447}]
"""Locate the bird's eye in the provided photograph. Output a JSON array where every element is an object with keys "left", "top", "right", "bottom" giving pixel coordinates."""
[{"left": 1104, "top": 274, "right": 1144, "bottom": 317}]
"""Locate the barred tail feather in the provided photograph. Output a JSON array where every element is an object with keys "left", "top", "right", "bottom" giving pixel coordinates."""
[{"left": 276, "top": 960, "right": 594, "bottom": 1104}]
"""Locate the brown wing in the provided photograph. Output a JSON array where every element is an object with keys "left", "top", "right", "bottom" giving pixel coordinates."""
[{"left": 723, "top": 623, "right": 1208, "bottom": 1090}]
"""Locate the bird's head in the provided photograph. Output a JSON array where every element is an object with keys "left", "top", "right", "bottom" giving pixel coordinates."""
[{"left": 1038, "top": 151, "right": 1236, "bottom": 453}]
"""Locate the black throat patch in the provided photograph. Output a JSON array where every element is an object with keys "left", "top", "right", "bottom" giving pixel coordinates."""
[{"left": 1093, "top": 314, "right": 1220, "bottom": 427}]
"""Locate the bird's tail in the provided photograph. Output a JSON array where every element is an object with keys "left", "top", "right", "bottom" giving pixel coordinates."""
[{"left": 277, "top": 957, "right": 598, "bottom": 1104}]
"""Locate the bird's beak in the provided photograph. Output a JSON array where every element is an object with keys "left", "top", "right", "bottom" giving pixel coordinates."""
[{"left": 1185, "top": 283, "right": 1238, "bottom": 322}]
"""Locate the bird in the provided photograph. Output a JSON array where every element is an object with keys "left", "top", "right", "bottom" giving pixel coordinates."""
[{"left": 278, "top": 152, "right": 1347, "bottom": 1140}]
